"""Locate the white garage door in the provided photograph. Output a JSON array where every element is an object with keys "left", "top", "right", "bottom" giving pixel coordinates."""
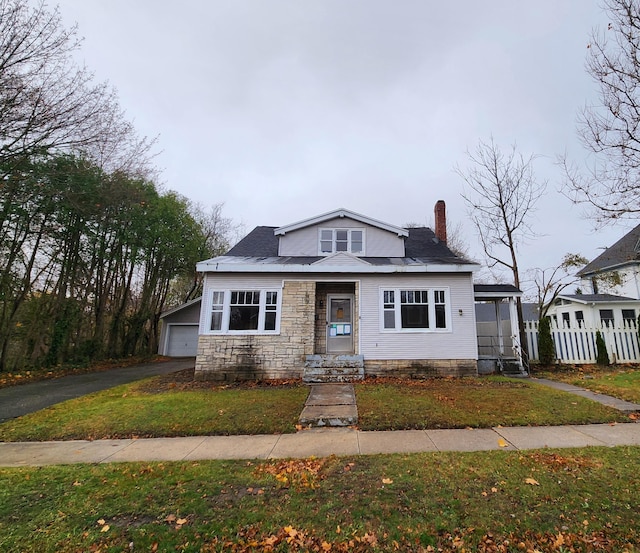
[{"left": 166, "top": 325, "right": 199, "bottom": 356}]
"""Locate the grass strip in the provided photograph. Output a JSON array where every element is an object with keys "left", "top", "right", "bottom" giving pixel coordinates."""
[{"left": 0, "top": 447, "right": 638, "bottom": 552}]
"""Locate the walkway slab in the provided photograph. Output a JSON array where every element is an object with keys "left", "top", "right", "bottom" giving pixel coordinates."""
[
  {"left": 104, "top": 437, "right": 207, "bottom": 463},
  {"left": 358, "top": 430, "right": 437, "bottom": 455},
  {"left": 299, "top": 383, "right": 358, "bottom": 427},
  {"left": 185, "top": 435, "right": 280, "bottom": 460},
  {"left": 0, "top": 439, "right": 134, "bottom": 466},
  {"left": 495, "top": 425, "right": 606, "bottom": 450},
  {"left": 269, "top": 428, "right": 359, "bottom": 458},
  {"left": 426, "top": 428, "right": 516, "bottom": 451},
  {"left": 572, "top": 423, "right": 640, "bottom": 446}
]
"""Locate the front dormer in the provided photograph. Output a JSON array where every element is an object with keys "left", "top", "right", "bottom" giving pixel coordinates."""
[{"left": 275, "top": 208, "right": 408, "bottom": 257}]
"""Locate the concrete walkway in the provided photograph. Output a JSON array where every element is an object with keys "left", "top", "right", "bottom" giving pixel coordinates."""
[
  {"left": 531, "top": 377, "right": 640, "bottom": 413},
  {"left": 2, "top": 423, "right": 640, "bottom": 467},
  {"left": 299, "top": 383, "right": 358, "bottom": 427}
]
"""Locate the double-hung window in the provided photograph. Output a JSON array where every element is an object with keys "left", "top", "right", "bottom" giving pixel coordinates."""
[
  {"left": 381, "top": 288, "right": 449, "bottom": 331},
  {"left": 319, "top": 228, "right": 365, "bottom": 255},
  {"left": 208, "top": 289, "right": 280, "bottom": 333}
]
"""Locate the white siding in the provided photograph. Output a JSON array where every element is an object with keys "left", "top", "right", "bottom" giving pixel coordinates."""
[
  {"left": 359, "top": 274, "right": 477, "bottom": 360},
  {"left": 580, "top": 266, "right": 640, "bottom": 299},
  {"left": 278, "top": 217, "right": 405, "bottom": 257}
]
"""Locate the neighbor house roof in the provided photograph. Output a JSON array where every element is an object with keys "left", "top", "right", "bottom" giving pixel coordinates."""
[
  {"left": 577, "top": 224, "right": 640, "bottom": 276},
  {"left": 556, "top": 293, "right": 640, "bottom": 304}
]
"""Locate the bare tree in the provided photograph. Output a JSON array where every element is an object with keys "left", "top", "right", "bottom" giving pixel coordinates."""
[
  {"left": 456, "top": 137, "right": 547, "bottom": 360},
  {"left": 562, "top": 0, "right": 640, "bottom": 223},
  {"left": 0, "top": 0, "right": 143, "bottom": 171},
  {"left": 528, "top": 253, "right": 589, "bottom": 318}
]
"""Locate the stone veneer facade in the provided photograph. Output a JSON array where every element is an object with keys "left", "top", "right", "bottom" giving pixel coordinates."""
[
  {"left": 195, "top": 281, "right": 316, "bottom": 381},
  {"left": 363, "top": 359, "right": 477, "bottom": 378}
]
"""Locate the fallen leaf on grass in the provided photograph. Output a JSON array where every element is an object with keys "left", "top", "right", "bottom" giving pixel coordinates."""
[
  {"left": 100, "top": 525, "right": 110, "bottom": 533},
  {"left": 381, "top": 478, "right": 393, "bottom": 485},
  {"left": 525, "top": 477, "right": 540, "bottom": 486}
]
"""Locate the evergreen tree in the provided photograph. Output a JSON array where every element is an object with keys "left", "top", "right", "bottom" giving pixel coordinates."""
[
  {"left": 595, "top": 331, "right": 610, "bottom": 366},
  {"left": 537, "top": 317, "right": 555, "bottom": 366}
]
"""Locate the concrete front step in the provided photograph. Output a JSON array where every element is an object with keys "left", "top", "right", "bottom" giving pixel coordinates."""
[
  {"left": 303, "top": 354, "right": 364, "bottom": 383},
  {"left": 298, "top": 383, "right": 358, "bottom": 428}
]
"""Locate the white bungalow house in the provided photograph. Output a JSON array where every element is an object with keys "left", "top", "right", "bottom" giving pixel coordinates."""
[{"left": 193, "top": 203, "right": 483, "bottom": 381}]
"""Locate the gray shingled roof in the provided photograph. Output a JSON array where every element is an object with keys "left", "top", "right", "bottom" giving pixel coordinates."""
[
  {"left": 559, "top": 293, "right": 639, "bottom": 303},
  {"left": 224, "top": 225, "right": 473, "bottom": 265},
  {"left": 577, "top": 224, "right": 640, "bottom": 276}
]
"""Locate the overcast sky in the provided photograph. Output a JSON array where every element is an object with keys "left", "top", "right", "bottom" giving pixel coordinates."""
[{"left": 52, "top": 1, "right": 628, "bottom": 296}]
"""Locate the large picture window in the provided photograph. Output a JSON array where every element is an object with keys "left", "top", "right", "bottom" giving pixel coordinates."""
[
  {"left": 381, "top": 288, "right": 449, "bottom": 331},
  {"left": 208, "top": 289, "right": 280, "bottom": 333},
  {"left": 319, "top": 228, "right": 365, "bottom": 255}
]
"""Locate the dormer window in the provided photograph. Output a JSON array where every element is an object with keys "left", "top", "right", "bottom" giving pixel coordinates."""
[{"left": 319, "top": 228, "right": 365, "bottom": 255}]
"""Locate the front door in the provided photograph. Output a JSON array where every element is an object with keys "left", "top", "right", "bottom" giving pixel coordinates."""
[{"left": 326, "top": 295, "right": 354, "bottom": 354}]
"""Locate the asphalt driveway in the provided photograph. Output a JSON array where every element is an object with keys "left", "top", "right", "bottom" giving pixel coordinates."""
[{"left": 0, "top": 358, "right": 194, "bottom": 423}]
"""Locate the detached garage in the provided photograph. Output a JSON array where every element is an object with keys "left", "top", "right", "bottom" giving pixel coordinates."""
[{"left": 158, "top": 297, "right": 202, "bottom": 357}]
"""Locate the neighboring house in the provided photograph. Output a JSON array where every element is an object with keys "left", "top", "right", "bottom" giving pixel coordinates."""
[
  {"left": 158, "top": 297, "right": 202, "bottom": 357},
  {"left": 577, "top": 224, "right": 640, "bottom": 299},
  {"left": 194, "top": 203, "right": 482, "bottom": 381},
  {"left": 545, "top": 293, "right": 640, "bottom": 329}
]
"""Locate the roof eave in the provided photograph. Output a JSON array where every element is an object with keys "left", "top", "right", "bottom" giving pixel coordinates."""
[
  {"left": 274, "top": 208, "right": 409, "bottom": 237},
  {"left": 196, "top": 261, "right": 481, "bottom": 274}
]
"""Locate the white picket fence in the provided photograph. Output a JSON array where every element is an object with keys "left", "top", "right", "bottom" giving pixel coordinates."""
[{"left": 524, "top": 320, "right": 640, "bottom": 364}]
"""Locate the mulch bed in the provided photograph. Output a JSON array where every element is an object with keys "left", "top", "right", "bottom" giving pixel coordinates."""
[{"left": 136, "top": 369, "right": 303, "bottom": 394}]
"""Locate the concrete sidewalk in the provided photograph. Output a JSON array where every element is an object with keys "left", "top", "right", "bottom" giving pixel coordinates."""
[{"left": 2, "top": 422, "right": 640, "bottom": 467}]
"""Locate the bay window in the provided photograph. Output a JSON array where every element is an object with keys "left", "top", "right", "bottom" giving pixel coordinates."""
[{"left": 207, "top": 289, "right": 280, "bottom": 333}]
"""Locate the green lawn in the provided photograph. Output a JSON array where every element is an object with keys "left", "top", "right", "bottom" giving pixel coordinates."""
[
  {"left": 1, "top": 448, "right": 639, "bottom": 552},
  {"left": 0, "top": 381, "right": 308, "bottom": 441},
  {"left": 355, "top": 377, "right": 627, "bottom": 430},
  {"left": 0, "top": 374, "right": 630, "bottom": 442},
  {"left": 537, "top": 366, "right": 640, "bottom": 404}
]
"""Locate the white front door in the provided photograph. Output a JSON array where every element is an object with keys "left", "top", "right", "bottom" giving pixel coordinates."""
[{"left": 326, "top": 295, "right": 354, "bottom": 354}]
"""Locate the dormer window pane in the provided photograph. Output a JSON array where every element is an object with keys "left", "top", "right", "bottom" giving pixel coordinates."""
[
  {"left": 320, "top": 230, "right": 333, "bottom": 253},
  {"left": 351, "top": 230, "right": 363, "bottom": 253},
  {"left": 336, "top": 230, "right": 348, "bottom": 251}
]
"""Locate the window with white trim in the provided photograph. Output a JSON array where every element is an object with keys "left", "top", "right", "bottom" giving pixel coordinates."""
[
  {"left": 207, "top": 289, "right": 280, "bottom": 333},
  {"left": 210, "top": 291, "right": 224, "bottom": 331},
  {"left": 381, "top": 288, "right": 450, "bottom": 331},
  {"left": 319, "top": 228, "right": 365, "bottom": 255}
]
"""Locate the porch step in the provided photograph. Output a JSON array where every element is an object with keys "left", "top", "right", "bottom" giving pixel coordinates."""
[
  {"left": 298, "top": 383, "right": 358, "bottom": 428},
  {"left": 499, "top": 358, "right": 528, "bottom": 378},
  {"left": 303, "top": 355, "right": 365, "bottom": 383}
]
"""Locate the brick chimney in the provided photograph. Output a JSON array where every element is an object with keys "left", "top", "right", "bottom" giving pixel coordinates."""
[{"left": 434, "top": 200, "right": 447, "bottom": 243}]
